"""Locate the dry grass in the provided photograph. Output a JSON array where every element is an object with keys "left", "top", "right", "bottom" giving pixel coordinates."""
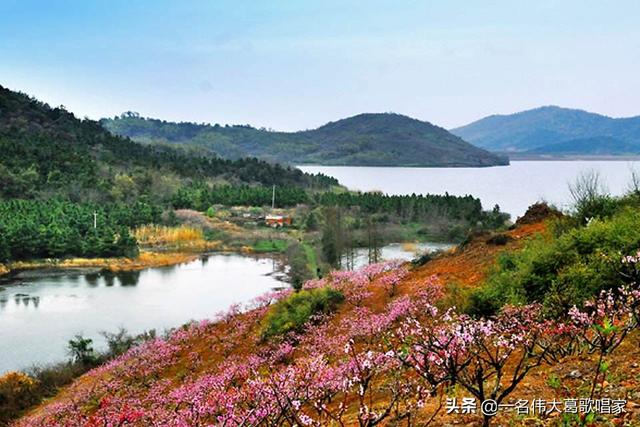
[
  {"left": 5, "top": 251, "right": 201, "bottom": 274},
  {"left": 401, "top": 242, "right": 418, "bottom": 252},
  {"left": 134, "top": 225, "right": 204, "bottom": 246}
]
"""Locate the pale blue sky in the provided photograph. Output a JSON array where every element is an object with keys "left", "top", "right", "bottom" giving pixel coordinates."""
[{"left": 1, "top": 0, "right": 638, "bottom": 130}]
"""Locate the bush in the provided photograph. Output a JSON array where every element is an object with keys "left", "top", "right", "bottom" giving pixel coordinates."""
[
  {"left": 253, "top": 239, "right": 288, "bottom": 253},
  {"left": 101, "top": 327, "right": 156, "bottom": 358},
  {"left": 568, "top": 170, "right": 617, "bottom": 224},
  {"left": 0, "top": 328, "right": 155, "bottom": 425},
  {"left": 486, "top": 233, "right": 511, "bottom": 246},
  {"left": 286, "top": 242, "right": 314, "bottom": 290},
  {"left": 573, "top": 195, "right": 618, "bottom": 224},
  {"left": 67, "top": 335, "right": 99, "bottom": 367},
  {"left": 0, "top": 372, "right": 39, "bottom": 423},
  {"left": 467, "top": 207, "right": 640, "bottom": 317},
  {"left": 261, "top": 287, "right": 344, "bottom": 338}
]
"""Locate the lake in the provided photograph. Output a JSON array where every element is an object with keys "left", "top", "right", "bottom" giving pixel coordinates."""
[
  {"left": 0, "top": 242, "right": 441, "bottom": 374},
  {"left": 0, "top": 254, "right": 286, "bottom": 373},
  {"left": 300, "top": 160, "right": 639, "bottom": 218},
  {"left": 346, "top": 242, "right": 454, "bottom": 270}
]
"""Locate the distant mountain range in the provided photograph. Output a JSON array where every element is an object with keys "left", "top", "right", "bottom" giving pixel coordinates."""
[
  {"left": 451, "top": 106, "right": 640, "bottom": 155},
  {"left": 102, "top": 113, "right": 508, "bottom": 167}
]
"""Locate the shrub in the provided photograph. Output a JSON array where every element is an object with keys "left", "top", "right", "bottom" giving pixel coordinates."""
[
  {"left": 467, "top": 207, "right": 640, "bottom": 317},
  {"left": 286, "top": 242, "right": 314, "bottom": 290},
  {"left": 261, "top": 287, "right": 344, "bottom": 338},
  {"left": 67, "top": 335, "right": 98, "bottom": 367},
  {"left": 573, "top": 194, "right": 618, "bottom": 224},
  {"left": 101, "top": 327, "right": 156, "bottom": 358},
  {"left": 486, "top": 233, "right": 511, "bottom": 246},
  {"left": 0, "top": 372, "right": 39, "bottom": 423},
  {"left": 253, "top": 239, "right": 288, "bottom": 253},
  {"left": 569, "top": 170, "right": 610, "bottom": 223}
]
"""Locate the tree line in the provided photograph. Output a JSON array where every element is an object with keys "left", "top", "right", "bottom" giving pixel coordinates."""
[
  {"left": 0, "top": 200, "right": 161, "bottom": 261},
  {"left": 171, "top": 184, "right": 310, "bottom": 210},
  {"left": 0, "top": 85, "right": 337, "bottom": 204}
]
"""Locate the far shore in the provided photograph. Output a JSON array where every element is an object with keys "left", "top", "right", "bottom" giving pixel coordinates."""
[
  {"left": 0, "top": 245, "right": 284, "bottom": 280},
  {"left": 501, "top": 154, "right": 640, "bottom": 161},
  {"left": 0, "top": 251, "right": 200, "bottom": 279}
]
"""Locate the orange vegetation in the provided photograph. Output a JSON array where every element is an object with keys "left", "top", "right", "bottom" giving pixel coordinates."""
[
  {"left": 406, "top": 221, "right": 547, "bottom": 292},
  {"left": 4, "top": 251, "right": 200, "bottom": 275}
]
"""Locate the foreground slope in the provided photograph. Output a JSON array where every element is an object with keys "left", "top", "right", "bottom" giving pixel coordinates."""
[
  {"left": 103, "top": 112, "right": 509, "bottom": 167},
  {"left": 19, "top": 212, "right": 640, "bottom": 426},
  {"left": 16, "top": 226, "right": 534, "bottom": 426},
  {"left": 452, "top": 106, "right": 640, "bottom": 154}
]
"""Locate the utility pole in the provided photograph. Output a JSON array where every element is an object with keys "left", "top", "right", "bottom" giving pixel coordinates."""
[
  {"left": 271, "top": 185, "right": 275, "bottom": 210},
  {"left": 93, "top": 211, "right": 98, "bottom": 229}
]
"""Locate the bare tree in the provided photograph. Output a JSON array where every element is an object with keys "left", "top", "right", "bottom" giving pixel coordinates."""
[
  {"left": 568, "top": 169, "right": 608, "bottom": 207},
  {"left": 627, "top": 164, "right": 640, "bottom": 195}
]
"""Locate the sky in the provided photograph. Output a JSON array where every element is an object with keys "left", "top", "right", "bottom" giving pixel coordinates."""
[{"left": 0, "top": 0, "right": 639, "bottom": 131}]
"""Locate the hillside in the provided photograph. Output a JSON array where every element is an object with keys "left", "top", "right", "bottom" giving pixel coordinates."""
[
  {"left": 526, "top": 136, "right": 640, "bottom": 155},
  {"left": 451, "top": 106, "right": 640, "bottom": 154},
  {"left": 102, "top": 112, "right": 509, "bottom": 167},
  {"left": 0, "top": 85, "right": 337, "bottom": 202},
  {"left": 11, "top": 202, "right": 640, "bottom": 426}
]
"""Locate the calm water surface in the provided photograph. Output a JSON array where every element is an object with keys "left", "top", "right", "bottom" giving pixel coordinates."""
[
  {"left": 0, "top": 243, "right": 438, "bottom": 373},
  {"left": 0, "top": 254, "right": 285, "bottom": 373},
  {"left": 301, "top": 160, "right": 639, "bottom": 218},
  {"left": 347, "top": 242, "right": 453, "bottom": 270}
]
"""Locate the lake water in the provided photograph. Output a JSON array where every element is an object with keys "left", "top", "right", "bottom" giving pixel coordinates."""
[
  {"left": 0, "top": 242, "right": 441, "bottom": 374},
  {"left": 0, "top": 254, "right": 286, "bottom": 373},
  {"left": 347, "top": 242, "right": 453, "bottom": 270},
  {"left": 301, "top": 160, "right": 639, "bottom": 218}
]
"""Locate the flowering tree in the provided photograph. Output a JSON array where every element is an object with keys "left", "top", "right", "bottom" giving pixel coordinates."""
[
  {"left": 396, "top": 303, "right": 575, "bottom": 427},
  {"left": 569, "top": 285, "right": 640, "bottom": 400}
]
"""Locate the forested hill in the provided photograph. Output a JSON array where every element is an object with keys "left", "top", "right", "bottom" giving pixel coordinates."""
[
  {"left": 451, "top": 106, "right": 640, "bottom": 154},
  {"left": 102, "top": 112, "right": 508, "bottom": 167},
  {"left": 0, "top": 85, "right": 337, "bottom": 202}
]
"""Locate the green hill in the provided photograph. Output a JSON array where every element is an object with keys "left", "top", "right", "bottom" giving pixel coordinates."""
[
  {"left": 0, "top": 85, "right": 337, "bottom": 202},
  {"left": 102, "top": 112, "right": 508, "bottom": 167},
  {"left": 525, "top": 136, "right": 640, "bottom": 155},
  {"left": 451, "top": 106, "right": 640, "bottom": 154}
]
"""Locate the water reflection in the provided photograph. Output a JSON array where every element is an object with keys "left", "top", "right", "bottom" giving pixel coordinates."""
[
  {"left": 156, "top": 264, "right": 178, "bottom": 277},
  {"left": 85, "top": 273, "right": 100, "bottom": 286},
  {"left": 345, "top": 242, "right": 455, "bottom": 270},
  {"left": 0, "top": 253, "right": 286, "bottom": 373},
  {"left": 103, "top": 272, "right": 115, "bottom": 287},
  {"left": 117, "top": 271, "right": 141, "bottom": 287},
  {"left": 7, "top": 294, "right": 41, "bottom": 308}
]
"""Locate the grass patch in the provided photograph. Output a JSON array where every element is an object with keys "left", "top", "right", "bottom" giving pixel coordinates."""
[
  {"left": 301, "top": 242, "right": 318, "bottom": 278},
  {"left": 253, "top": 239, "right": 288, "bottom": 253},
  {"left": 261, "top": 287, "right": 344, "bottom": 338},
  {"left": 134, "top": 225, "right": 203, "bottom": 246}
]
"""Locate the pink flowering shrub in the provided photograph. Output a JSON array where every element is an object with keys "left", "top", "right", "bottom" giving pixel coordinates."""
[{"left": 569, "top": 284, "right": 640, "bottom": 399}]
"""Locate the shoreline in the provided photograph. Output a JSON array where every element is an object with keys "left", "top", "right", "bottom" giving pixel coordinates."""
[
  {"left": 0, "top": 251, "right": 201, "bottom": 280},
  {"left": 0, "top": 245, "right": 286, "bottom": 280}
]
